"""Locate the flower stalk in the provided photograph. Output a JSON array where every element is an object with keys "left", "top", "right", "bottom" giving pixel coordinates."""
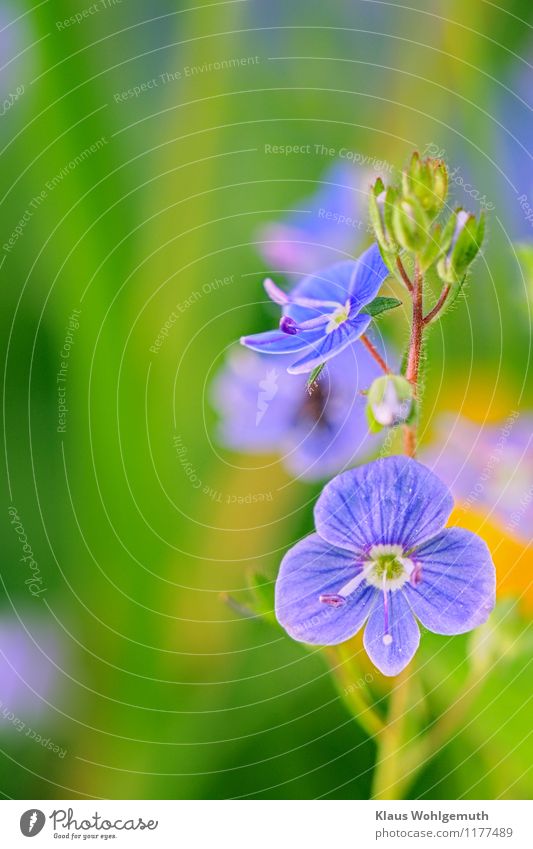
[
  {"left": 371, "top": 667, "right": 414, "bottom": 800},
  {"left": 403, "top": 260, "right": 423, "bottom": 456},
  {"left": 423, "top": 283, "right": 451, "bottom": 325},
  {"left": 396, "top": 256, "right": 413, "bottom": 293},
  {"left": 326, "top": 645, "right": 386, "bottom": 738},
  {"left": 360, "top": 334, "right": 391, "bottom": 375},
  {"left": 366, "top": 153, "right": 488, "bottom": 790}
]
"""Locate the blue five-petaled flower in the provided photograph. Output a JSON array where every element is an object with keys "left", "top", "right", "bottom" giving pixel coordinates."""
[
  {"left": 240, "top": 243, "right": 390, "bottom": 374},
  {"left": 211, "top": 346, "right": 384, "bottom": 481},
  {"left": 275, "top": 456, "right": 496, "bottom": 676}
]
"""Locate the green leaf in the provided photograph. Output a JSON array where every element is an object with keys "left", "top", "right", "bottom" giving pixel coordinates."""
[
  {"left": 516, "top": 242, "right": 533, "bottom": 304},
  {"left": 399, "top": 345, "right": 410, "bottom": 376},
  {"left": 306, "top": 363, "right": 325, "bottom": 389},
  {"left": 248, "top": 571, "right": 277, "bottom": 624},
  {"left": 443, "top": 273, "right": 468, "bottom": 312},
  {"left": 362, "top": 296, "right": 402, "bottom": 317}
]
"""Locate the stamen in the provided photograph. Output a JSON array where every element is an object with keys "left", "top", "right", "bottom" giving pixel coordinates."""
[
  {"left": 319, "top": 564, "right": 372, "bottom": 607},
  {"left": 382, "top": 572, "right": 392, "bottom": 646},
  {"left": 279, "top": 316, "right": 298, "bottom": 335},
  {"left": 319, "top": 593, "right": 346, "bottom": 607},
  {"left": 280, "top": 314, "right": 332, "bottom": 334},
  {"left": 264, "top": 275, "right": 341, "bottom": 312},
  {"left": 290, "top": 295, "right": 341, "bottom": 310},
  {"left": 337, "top": 566, "right": 372, "bottom": 598},
  {"left": 410, "top": 563, "right": 422, "bottom": 586},
  {"left": 325, "top": 299, "right": 352, "bottom": 334}
]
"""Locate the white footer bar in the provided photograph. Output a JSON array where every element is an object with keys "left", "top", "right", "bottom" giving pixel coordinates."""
[{"left": 0, "top": 799, "right": 530, "bottom": 848}]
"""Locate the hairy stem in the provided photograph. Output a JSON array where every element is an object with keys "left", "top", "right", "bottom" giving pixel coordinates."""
[
  {"left": 403, "top": 260, "right": 424, "bottom": 457},
  {"left": 396, "top": 256, "right": 414, "bottom": 292},
  {"left": 423, "top": 284, "right": 451, "bottom": 325},
  {"left": 361, "top": 334, "right": 391, "bottom": 374}
]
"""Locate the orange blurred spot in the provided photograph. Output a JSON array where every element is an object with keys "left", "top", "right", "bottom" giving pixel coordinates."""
[
  {"left": 449, "top": 504, "right": 533, "bottom": 616},
  {"left": 433, "top": 379, "right": 515, "bottom": 426}
]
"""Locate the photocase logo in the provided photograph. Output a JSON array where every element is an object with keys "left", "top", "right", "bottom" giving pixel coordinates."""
[{"left": 20, "top": 809, "right": 46, "bottom": 837}]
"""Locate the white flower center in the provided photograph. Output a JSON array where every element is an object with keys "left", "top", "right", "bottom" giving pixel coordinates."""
[
  {"left": 325, "top": 299, "right": 351, "bottom": 333},
  {"left": 363, "top": 544, "right": 415, "bottom": 591}
]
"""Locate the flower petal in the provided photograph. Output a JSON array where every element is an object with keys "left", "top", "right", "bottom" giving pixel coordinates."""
[
  {"left": 405, "top": 527, "right": 496, "bottom": 634},
  {"left": 263, "top": 277, "right": 290, "bottom": 305},
  {"left": 210, "top": 350, "right": 298, "bottom": 451},
  {"left": 287, "top": 314, "right": 372, "bottom": 374},
  {"left": 288, "top": 262, "right": 361, "bottom": 320},
  {"left": 348, "top": 243, "right": 390, "bottom": 306},
  {"left": 275, "top": 533, "right": 377, "bottom": 644},
  {"left": 363, "top": 590, "right": 420, "bottom": 676},
  {"left": 314, "top": 456, "right": 454, "bottom": 552},
  {"left": 240, "top": 327, "right": 323, "bottom": 354}
]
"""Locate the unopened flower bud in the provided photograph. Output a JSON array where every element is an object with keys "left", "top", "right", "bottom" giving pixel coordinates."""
[
  {"left": 437, "top": 208, "right": 485, "bottom": 284},
  {"left": 367, "top": 375, "right": 414, "bottom": 430},
  {"left": 402, "top": 152, "right": 448, "bottom": 219},
  {"left": 368, "top": 180, "right": 398, "bottom": 255},
  {"left": 392, "top": 195, "right": 429, "bottom": 252}
]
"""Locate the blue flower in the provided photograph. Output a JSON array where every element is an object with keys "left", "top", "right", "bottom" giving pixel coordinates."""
[
  {"left": 0, "top": 616, "right": 62, "bottom": 720},
  {"left": 211, "top": 344, "right": 385, "bottom": 481},
  {"left": 275, "top": 456, "right": 495, "bottom": 676},
  {"left": 421, "top": 414, "right": 533, "bottom": 544},
  {"left": 240, "top": 243, "right": 389, "bottom": 375},
  {"left": 257, "top": 162, "right": 369, "bottom": 274}
]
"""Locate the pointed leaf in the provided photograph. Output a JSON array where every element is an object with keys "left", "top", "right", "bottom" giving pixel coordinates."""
[
  {"left": 306, "top": 362, "right": 325, "bottom": 390},
  {"left": 362, "top": 296, "right": 402, "bottom": 317}
]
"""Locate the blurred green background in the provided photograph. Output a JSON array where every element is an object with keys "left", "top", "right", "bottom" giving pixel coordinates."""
[{"left": 0, "top": 0, "right": 531, "bottom": 800}]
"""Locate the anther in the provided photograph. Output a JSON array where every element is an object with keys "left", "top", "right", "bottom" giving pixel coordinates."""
[
  {"left": 319, "top": 593, "right": 346, "bottom": 607},
  {"left": 279, "top": 316, "right": 298, "bottom": 335}
]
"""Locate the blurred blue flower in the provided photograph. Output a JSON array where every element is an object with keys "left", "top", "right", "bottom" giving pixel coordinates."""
[
  {"left": 275, "top": 456, "right": 495, "bottom": 676},
  {"left": 257, "top": 162, "right": 369, "bottom": 274},
  {"left": 0, "top": 617, "right": 61, "bottom": 723},
  {"left": 421, "top": 413, "right": 533, "bottom": 544},
  {"left": 0, "top": 2, "right": 30, "bottom": 100},
  {"left": 240, "top": 243, "right": 389, "bottom": 374},
  {"left": 212, "top": 344, "right": 384, "bottom": 481},
  {"left": 496, "top": 46, "right": 533, "bottom": 239}
]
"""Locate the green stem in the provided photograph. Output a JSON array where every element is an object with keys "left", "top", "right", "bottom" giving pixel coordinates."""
[
  {"left": 372, "top": 667, "right": 486, "bottom": 799},
  {"left": 400, "top": 667, "right": 487, "bottom": 795},
  {"left": 325, "top": 645, "right": 385, "bottom": 738},
  {"left": 371, "top": 667, "right": 414, "bottom": 799}
]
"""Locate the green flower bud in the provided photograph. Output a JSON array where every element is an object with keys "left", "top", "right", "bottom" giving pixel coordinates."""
[
  {"left": 432, "top": 160, "right": 448, "bottom": 209},
  {"left": 367, "top": 374, "right": 414, "bottom": 431},
  {"left": 391, "top": 195, "right": 430, "bottom": 252},
  {"left": 418, "top": 222, "right": 443, "bottom": 272},
  {"left": 368, "top": 179, "right": 398, "bottom": 254},
  {"left": 437, "top": 209, "right": 485, "bottom": 283},
  {"left": 402, "top": 152, "right": 448, "bottom": 219}
]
